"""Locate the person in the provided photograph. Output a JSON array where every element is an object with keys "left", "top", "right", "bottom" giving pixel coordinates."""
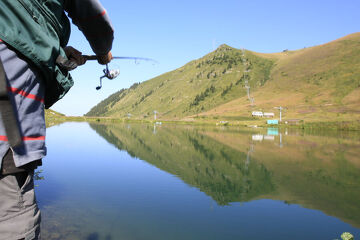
[{"left": 0, "top": 0, "right": 114, "bottom": 239}]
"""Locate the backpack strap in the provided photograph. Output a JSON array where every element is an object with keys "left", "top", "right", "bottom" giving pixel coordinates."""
[{"left": 0, "top": 59, "right": 23, "bottom": 148}]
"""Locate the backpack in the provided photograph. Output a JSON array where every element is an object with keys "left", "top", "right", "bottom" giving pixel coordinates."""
[{"left": 0, "top": 0, "right": 73, "bottom": 108}]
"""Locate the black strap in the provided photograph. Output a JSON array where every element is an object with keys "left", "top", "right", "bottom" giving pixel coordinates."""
[
  {"left": 0, "top": 59, "right": 23, "bottom": 148},
  {"left": 56, "top": 55, "right": 78, "bottom": 71}
]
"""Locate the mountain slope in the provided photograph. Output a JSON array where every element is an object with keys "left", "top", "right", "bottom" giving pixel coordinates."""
[
  {"left": 199, "top": 32, "right": 360, "bottom": 121},
  {"left": 86, "top": 45, "right": 274, "bottom": 119},
  {"left": 86, "top": 33, "right": 360, "bottom": 122},
  {"left": 45, "top": 109, "right": 66, "bottom": 127}
]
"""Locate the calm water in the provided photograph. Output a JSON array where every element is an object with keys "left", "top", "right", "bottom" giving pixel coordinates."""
[{"left": 36, "top": 122, "right": 360, "bottom": 240}]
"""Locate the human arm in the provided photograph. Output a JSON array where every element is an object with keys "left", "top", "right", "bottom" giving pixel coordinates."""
[
  {"left": 64, "top": 0, "right": 114, "bottom": 65},
  {"left": 97, "top": 51, "right": 113, "bottom": 65}
]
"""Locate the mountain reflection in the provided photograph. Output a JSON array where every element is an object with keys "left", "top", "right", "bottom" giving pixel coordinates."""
[{"left": 90, "top": 123, "right": 360, "bottom": 228}]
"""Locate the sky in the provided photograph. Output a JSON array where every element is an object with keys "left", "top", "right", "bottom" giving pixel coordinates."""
[{"left": 53, "top": 0, "right": 360, "bottom": 116}]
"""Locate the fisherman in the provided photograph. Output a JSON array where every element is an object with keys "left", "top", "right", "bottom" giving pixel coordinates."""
[{"left": 0, "top": 0, "right": 114, "bottom": 239}]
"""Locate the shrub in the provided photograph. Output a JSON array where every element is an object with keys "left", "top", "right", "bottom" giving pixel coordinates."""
[
  {"left": 341, "top": 232, "right": 354, "bottom": 240},
  {"left": 221, "top": 83, "right": 233, "bottom": 97},
  {"left": 190, "top": 85, "right": 216, "bottom": 107}
]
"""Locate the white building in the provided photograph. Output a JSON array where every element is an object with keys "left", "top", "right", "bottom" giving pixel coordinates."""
[
  {"left": 252, "top": 111, "right": 263, "bottom": 117},
  {"left": 263, "top": 112, "right": 275, "bottom": 118}
]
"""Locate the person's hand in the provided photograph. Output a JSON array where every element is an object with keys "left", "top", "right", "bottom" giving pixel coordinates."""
[
  {"left": 97, "top": 51, "right": 112, "bottom": 65},
  {"left": 64, "top": 46, "right": 86, "bottom": 66}
]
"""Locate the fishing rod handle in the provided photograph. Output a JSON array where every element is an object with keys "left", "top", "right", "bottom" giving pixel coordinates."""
[
  {"left": 83, "top": 55, "right": 115, "bottom": 63},
  {"left": 82, "top": 55, "right": 98, "bottom": 60}
]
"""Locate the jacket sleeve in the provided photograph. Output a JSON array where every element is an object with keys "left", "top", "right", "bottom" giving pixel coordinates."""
[{"left": 64, "top": 0, "right": 114, "bottom": 55}]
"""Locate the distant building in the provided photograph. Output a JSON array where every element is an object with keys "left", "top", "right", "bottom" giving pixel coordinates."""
[
  {"left": 263, "top": 112, "right": 275, "bottom": 118},
  {"left": 267, "top": 119, "right": 279, "bottom": 125},
  {"left": 252, "top": 111, "right": 263, "bottom": 117}
]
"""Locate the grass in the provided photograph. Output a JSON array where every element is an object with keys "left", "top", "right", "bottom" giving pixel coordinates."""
[
  {"left": 48, "top": 111, "right": 360, "bottom": 131},
  {"left": 45, "top": 109, "right": 67, "bottom": 127}
]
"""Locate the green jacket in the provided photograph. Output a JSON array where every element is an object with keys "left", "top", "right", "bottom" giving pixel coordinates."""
[{"left": 0, "top": 0, "right": 73, "bottom": 108}]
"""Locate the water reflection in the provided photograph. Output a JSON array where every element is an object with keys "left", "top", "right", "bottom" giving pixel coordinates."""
[
  {"left": 90, "top": 123, "right": 360, "bottom": 228},
  {"left": 37, "top": 122, "right": 360, "bottom": 239},
  {"left": 90, "top": 123, "right": 276, "bottom": 205}
]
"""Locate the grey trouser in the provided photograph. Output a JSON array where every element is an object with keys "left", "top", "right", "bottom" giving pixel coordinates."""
[{"left": 0, "top": 171, "right": 41, "bottom": 240}]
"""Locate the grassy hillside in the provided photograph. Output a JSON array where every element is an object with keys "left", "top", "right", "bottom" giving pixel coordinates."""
[
  {"left": 45, "top": 109, "right": 66, "bottom": 127},
  {"left": 198, "top": 33, "right": 360, "bottom": 122},
  {"left": 86, "top": 33, "right": 360, "bottom": 123},
  {"left": 86, "top": 45, "right": 274, "bottom": 119}
]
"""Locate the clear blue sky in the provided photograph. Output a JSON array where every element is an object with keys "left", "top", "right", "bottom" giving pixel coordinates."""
[{"left": 52, "top": 0, "right": 360, "bottom": 116}]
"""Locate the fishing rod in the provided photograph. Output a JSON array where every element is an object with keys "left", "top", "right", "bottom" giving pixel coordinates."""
[{"left": 82, "top": 55, "right": 157, "bottom": 90}]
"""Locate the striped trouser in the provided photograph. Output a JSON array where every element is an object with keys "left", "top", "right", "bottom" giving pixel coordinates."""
[{"left": 0, "top": 41, "right": 47, "bottom": 167}]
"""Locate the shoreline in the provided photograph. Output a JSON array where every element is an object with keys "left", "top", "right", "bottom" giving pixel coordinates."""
[{"left": 46, "top": 115, "right": 360, "bottom": 131}]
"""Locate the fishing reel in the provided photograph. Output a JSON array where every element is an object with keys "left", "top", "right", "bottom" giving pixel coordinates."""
[
  {"left": 96, "top": 64, "right": 120, "bottom": 90},
  {"left": 83, "top": 55, "right": 157, "bottom": 90}
]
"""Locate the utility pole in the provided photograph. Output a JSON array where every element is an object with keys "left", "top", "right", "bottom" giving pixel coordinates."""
[
  {"left": 242, "top": 49, "right": 254, "bottom": 106},
  {"left": 274, "top": 106, "right": 284, "bottom": 122},
  {"left": 245, "top": 85, "right": 250, "bottom": 99}
]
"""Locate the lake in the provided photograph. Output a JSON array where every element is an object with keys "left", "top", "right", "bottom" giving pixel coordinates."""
[{"left": 36, "top": 122, "right": 360, "bottom": 240}]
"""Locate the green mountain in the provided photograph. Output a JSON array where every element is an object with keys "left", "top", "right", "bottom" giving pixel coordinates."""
[{"left": 86, "top": 33, "right": 360, "bottom": 122}]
